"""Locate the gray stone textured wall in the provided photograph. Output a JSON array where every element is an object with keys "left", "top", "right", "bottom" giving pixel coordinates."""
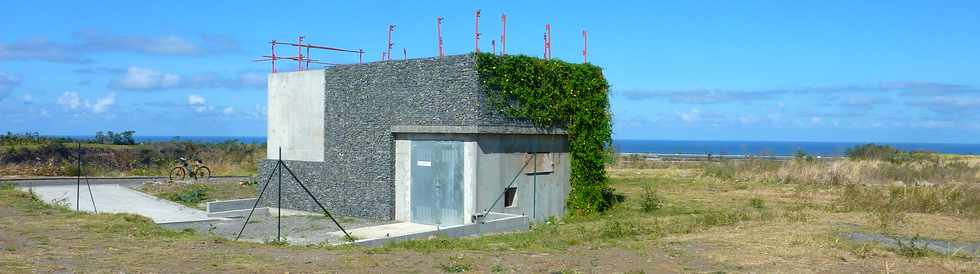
[{"left": 258, "top": 54, "right": 549, "bottom": 220}]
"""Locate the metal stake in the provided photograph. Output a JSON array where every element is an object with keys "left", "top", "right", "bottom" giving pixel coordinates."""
[
  {"left": 235, "top": 160, "right": 280, "bottom": 241},
  {"left": 277, "top": 147, "right": 282, "bottom": 242},
  {"left": 280, "top": 162, "right": 353, "bottom": 241},
  {"left": 76, "top": 142, "right": 81, "bottom": 212}
]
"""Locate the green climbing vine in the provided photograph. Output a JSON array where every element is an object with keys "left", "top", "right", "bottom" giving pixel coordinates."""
[{"left": 475, "top": 53, "right": 613, "bottom": 214}]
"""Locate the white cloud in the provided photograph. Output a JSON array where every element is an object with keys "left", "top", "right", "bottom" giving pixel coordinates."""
[
  {"left": 110, "top": 67, "right": 181, "bottom": 91},
  {"left": 140, "top": 35, "right": 199, "bottom": 55},
  {"left": 767, "top": 113, "right": 784, "bottom": 123},
  {"left": 0, "top": 31, "right": 240, "bottom": 64},
  {"left": 188, "top": 94, "right": 206, "bottom": 105},
  {"left": 56, "top": 91, "right": 114, "bottom": 113},
  {"left": 87, "top": 93, "right": 115, "bottom": 113},
  {"left": 238, "top": 72, "right": 266, "bottom": 88},
  {"left": 222, "top": 106, "right": 234, "bottom": 115},
  {"left": 18, "top": 93, "right": 32, "bottom": 104},
  {"left": 738, "top": 115, "right": 758, "bottom": 125},
  {"left": 57, "top": 91, "right": 81, "bottom": 109},
  {"left": 188, "top": 94, "right": 208, "bottom": 112},
  {"left": 251, "top": 104, "right": 266, "bottom": 120},
  {"left": 678, "top": 108, "right": 703, "bottom": 123},
  {"left": 108, "top": 68, "right": 265, "bottom": 91},
  {"left": 0, "top": 73, "right": 22, "bottom": 99},
  {"left": 0, "top": 38, "right": 91, "bottom": 63}
]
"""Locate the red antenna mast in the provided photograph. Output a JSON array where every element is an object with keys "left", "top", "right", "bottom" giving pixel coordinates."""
[
  {"left": 500, "top": 14, "right": 507, "bottom": 55},
  {"left": 387, "top": 24, "right": 396, "bottom": 61},
  {"left": 437, "top": 17, "right": 445, "bottom": 58},
  {"left": 474, "top": 9, "right": 481, "bottom": 53},
  {"left": 582, "top": 30, "right": 588, "bottom": 63},
  {"left": 255, "top": 38, "right": 362, "bottom": 72},
  {"left": 543, "top": 24, "right": 552, "bottom": 60},
  {"left": 297, "top": 36, "right": 305, "bottom": 70},
  {"left": 270, "top": 40, "right": 277, "bottom": 73}
]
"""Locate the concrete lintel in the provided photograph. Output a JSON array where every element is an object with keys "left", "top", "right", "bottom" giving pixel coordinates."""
[{"left": 390, "top": 125, "right": 566, "bottom": 135}]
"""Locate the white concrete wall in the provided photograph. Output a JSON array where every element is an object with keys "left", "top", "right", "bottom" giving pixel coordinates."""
[
  {"left": 394, "top": 139, "right": 412, "bottom": 222},
  {"left": 462, "top": 141, "right": 477, "bottom": 224},
  {"left": 267, "top": 70, "right": 326, "bottom": 161}
]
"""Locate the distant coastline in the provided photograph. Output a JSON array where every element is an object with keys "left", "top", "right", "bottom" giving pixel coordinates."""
[
  {"left": 46, "top": 135, "right": 980, "bottom": 157},
  {"left": 53, "top": 135, "right": 266, "bottom": 144},
  {"left": 613, "top": 139, "right": 980, "bottom": 157}
]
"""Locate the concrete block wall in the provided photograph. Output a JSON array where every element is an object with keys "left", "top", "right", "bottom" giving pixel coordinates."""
[{"left": 259, "top": 54, "right": 561, "bottom": 220}]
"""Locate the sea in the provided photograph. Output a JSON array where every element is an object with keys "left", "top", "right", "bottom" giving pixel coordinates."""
[
  {"left": 613, "top": 139, "right": 980, "bottom": 157},
  {"left": 51, "top": 135, "right": 980, "bottom": 157}
]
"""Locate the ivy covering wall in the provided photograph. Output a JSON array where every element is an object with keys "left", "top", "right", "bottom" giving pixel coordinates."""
[{"left": 475, "top": 53, "right": 613, "bottom": 214}]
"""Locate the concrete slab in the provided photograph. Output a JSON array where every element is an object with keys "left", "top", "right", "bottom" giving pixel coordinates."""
[
  {"left": 20, "top": 184, "right": 214, "bottom": 224},
  {"left": 331, "top": 222, "right": 438, "bottom": 240}
]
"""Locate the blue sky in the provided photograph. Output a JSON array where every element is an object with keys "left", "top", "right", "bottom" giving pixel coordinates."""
[{"left": 2, "top": 1, "right": 979, "bottom": 143}]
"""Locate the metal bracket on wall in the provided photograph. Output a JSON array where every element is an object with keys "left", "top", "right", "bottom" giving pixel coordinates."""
[{"left": 474, "top": 156, "right": 533, "bottom": 224}]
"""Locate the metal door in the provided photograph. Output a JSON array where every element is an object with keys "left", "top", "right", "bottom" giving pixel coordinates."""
[{"left": 410, "top": 141, "right": 464, "bottom": 226}]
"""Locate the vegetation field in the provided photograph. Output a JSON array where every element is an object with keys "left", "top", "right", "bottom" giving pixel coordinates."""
[
  {"left": 1, "top": 151, "right": 978, "bottom": 272},
  {"left": 0, "top": 132, "right": 264, "bottom": 178}
]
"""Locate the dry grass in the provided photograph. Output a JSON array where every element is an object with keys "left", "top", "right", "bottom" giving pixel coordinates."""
[
  {"left": 0, "top": 141, "right": 263, "bottom": 177},
  {"left": 1, "top": 157, "right": 979, "bottom": 272}
]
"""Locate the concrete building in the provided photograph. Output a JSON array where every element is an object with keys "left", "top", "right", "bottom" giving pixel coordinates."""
[{"left": 258, "top": 54, "right": 569, "bottom": 226}]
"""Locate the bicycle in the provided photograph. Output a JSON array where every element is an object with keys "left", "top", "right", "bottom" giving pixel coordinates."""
[{"left": 169, "top": 159, "right": 211, "bottom": 181}]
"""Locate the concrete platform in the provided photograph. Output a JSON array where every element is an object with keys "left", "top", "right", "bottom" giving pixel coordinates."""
[
  {"left": 331, "top": 222, "right": 437, "bottom": 240},
  {"left": 20, "top": 184, "right": 215, "bottom": 224},
  {"left": 343, "top": 213, "right": 530, "bottom": 247}
]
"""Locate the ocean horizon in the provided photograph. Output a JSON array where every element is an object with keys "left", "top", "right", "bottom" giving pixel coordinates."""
[{"left": 47, "top": 135, "right": 980, "bottom": 157}]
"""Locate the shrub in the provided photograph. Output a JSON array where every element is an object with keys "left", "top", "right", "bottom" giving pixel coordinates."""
[
  {"left": 845, "top": 143, "right": 938, "bottom": 164},
  {"left": 749, "top": 198, "right": 766, "bottom": 209},
  {"left": 476, "top": 53, "right": 611, "bottom": 213},
  {"left": 640, "top": 187, "right": 664, "bottom": 213},
  {"left": 164, "top": 184, "right": 211, "bottom": 205},
  {"left": 439, "top": 256, "right": 472, "bottom": 273},
  {"left": 894, "top": 235, "right": 931, "bottom": 258},
  {"left": 846, "top": 144, "right": 902, "bottom": 161}
]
